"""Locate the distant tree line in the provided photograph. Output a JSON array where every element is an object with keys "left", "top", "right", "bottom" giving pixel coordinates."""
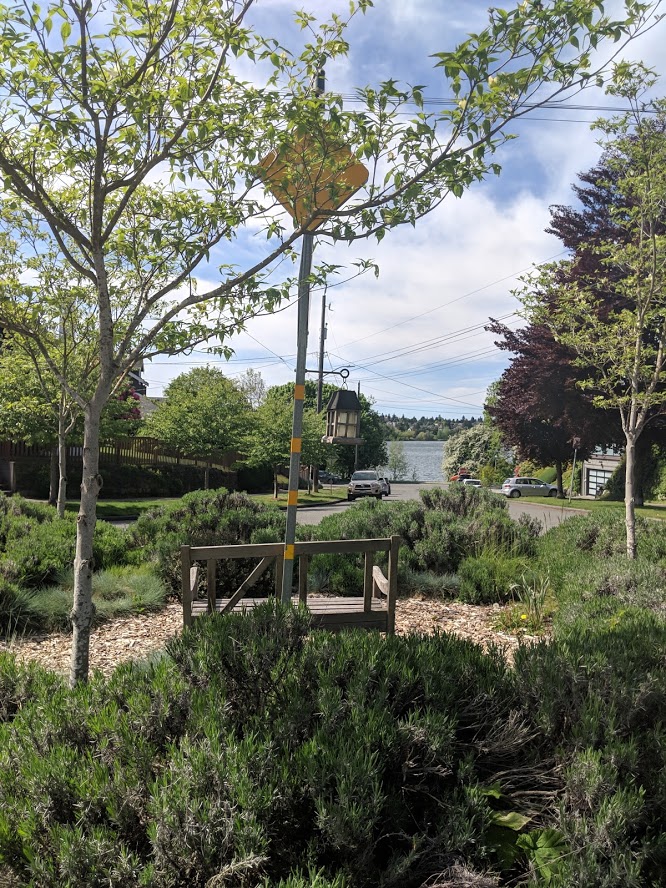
[{"left": 380, "top": 414, "right": 480, "bottom": 441}]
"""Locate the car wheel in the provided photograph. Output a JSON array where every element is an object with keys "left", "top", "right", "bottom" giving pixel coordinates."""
[
  {"left": 375, "top": 494, "right": 382, "bottom": 500},
  {"left": 509, "top": 489, "right": 521, "bottom": 498},
  {"left": 347, "top": 494, "right": 355, "bottom": 501},
  {"left": 548, "top": 488, "right": 558, "bottom": 498}
]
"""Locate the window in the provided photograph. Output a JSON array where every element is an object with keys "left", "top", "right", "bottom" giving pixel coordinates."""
[{"left": 586, "top": 468, "right": 613, "bottom": 495}]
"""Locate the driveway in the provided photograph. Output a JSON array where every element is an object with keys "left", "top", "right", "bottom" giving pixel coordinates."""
[{"left": 297, "top": 482, "right": 584, "bottom": 529}]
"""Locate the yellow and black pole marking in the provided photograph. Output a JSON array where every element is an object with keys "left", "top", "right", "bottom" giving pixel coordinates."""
[{"left": 282, "top": 234, "right": 314, "bottom": 603}]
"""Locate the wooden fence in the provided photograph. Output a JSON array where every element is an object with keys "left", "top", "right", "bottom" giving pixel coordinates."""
[{"left": 0, "top": 438, "right": 239, "bottom": 471}]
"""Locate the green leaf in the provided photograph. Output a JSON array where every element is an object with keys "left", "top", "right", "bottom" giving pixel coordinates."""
[
  {"left": 492, "top": 810, "right": 531, "bottom": 831},
  {"left": 517, "top": 829, "right": 568, "bottom": 884},
  {"left": 60, "top": 20, "right": 71, "bottom": 41}
]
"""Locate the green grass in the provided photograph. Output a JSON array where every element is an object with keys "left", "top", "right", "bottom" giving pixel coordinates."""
[
  {"left": 66, "top": 498, "right": 181, "bottom": 518},
  {"left": 532, "top": 496, "right": 666, "bottom": 521},
  {"left": 64, "top": 486, "right": 348, "bottom": 517},
  {"left": 250, "top": 485, "right": 348, "bottom": 507}
]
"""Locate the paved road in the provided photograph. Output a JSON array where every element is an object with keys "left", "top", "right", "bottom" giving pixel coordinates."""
[{"left": 298, "top": 482, "right": 584, "bottom": 529}]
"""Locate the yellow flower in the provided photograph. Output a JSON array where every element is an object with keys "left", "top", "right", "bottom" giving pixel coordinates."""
[{"left": 520, "top": 614, "right": 528, "bottom": 620}]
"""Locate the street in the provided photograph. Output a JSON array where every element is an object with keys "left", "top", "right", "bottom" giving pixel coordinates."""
[{"left": 297, "top": 482, "right": 584, "bottom": 529}]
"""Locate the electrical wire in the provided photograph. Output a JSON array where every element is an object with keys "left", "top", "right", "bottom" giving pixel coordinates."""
[{"left": 336, "top": 252, "right": 564, "bottom": 349}]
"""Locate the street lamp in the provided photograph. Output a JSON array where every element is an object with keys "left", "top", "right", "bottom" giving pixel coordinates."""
[{"left": 322, "top": 387, "right": 363, "bottom": 446}]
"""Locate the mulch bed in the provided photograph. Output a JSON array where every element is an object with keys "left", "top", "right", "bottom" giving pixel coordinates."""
[{"left": 1, "top": 599, "right": 545, "bottom": 679}]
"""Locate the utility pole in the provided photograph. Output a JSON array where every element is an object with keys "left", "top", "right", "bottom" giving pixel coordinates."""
[
  {"left": 281, "top": 65, "right": 325, "bottom": 604},
  {"left": 354, "top": 381, "right": 361, "bottom": 471},
  {"left": 316, "top": 289, "right": 326, "bottom": 414},
  {"left": 281, "top": 233, "right": 314, "bottom": 603}
]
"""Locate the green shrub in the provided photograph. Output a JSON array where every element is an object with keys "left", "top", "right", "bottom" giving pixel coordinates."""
[
  {"left": 409, "top": 512, "right": 470, "bottom": 574},
  {"left": 0, "top": 580, "right": 39, "bottom": 635},
  {"left": 398, "top": 566, "right": 461, "bottom": 598},
  {"left": 127, "top": 488, "right": 285, "bottom": 598},
  {"left": 0, "top": 602, "right": 557, "bottom": 888},
  {"left": 0, "top": 496, "right": 129, "bottom": 591},
  {"left": 514, "top": 614, "right": 666, "bottom": 885},
  {"left": 33, "top": 565, "right": 167, "bottom": 630},
  {"left": 536, "top": 511, "right": 666, "bottom": 595},
  {"left": 0, "top": 518, "right": 75, "bottom": 589},
  {"left": 556, "top": 557, "right": 666, "bottom": 628},
  {"left": 458, "top": 553, "right": 531, "bottom": 604},
  {"left": 420, "top": 484, "right": 507, "bottom": 518},
  {"left": 313, "top": 489, "right": 539, "bottom": 597},
  {"left": 0, "top": 652, "right": 63, "bottom": 724}
]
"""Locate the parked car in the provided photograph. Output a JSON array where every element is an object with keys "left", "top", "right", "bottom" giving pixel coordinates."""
[
  {"left": 501, "top": 477, "right": 558, "bottom": 498},
  {"left": 347, "top": 470, "right": 382, "bottom": 500},
  {"left": 461, "top": 478, "right": 482, "bottom": 487},
  {"left": 318, "top": 470, "right": 342, "bottom": 484},
  {"left": 378, "top": 476, "right": 391, "bottom": 496}
]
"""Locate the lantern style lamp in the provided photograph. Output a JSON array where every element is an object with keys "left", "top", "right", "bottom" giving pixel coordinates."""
[{"left": 322, "top": 388, "right": 363, "bottom": 445}]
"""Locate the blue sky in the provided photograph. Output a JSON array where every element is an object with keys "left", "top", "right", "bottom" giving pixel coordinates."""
[{"left": 142, "top": 0, "right": 666, "bottom": 419}]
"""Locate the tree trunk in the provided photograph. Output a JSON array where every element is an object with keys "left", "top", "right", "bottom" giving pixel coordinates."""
[
  {"left": 204, "top": 465, "right": 210, "bottom": 490},
  {"left": 69, "top": 402, "right": 103, "bottom": 686},
  {"left": 555, "top": 460, "right": 564, "bottom": 498},
  {"left": 48, "top": 446, "right": 58, "bottom": 507},
  {"left": 624, "top": 434, "right": 637, "bottom": 560},
  {"left": 57, "top": 408, "right": 67, "bottom": 519},
  {"left": 273, "top": 471, "right": 279, "bottom": 499}
]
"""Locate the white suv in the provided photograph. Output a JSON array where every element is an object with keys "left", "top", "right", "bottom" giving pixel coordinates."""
[{"left": 347, "top": 470, "right": 382, "bottom": 500}]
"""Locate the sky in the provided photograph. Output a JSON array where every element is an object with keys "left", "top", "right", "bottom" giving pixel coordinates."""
[{"left": 141, "top": 0, "right": 666, "bottom": 419}]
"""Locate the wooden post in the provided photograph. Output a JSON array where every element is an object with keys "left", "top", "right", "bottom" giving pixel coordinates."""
[
  {"left": 363, "top": 551, "right": 374, "bottom": 612},
  {"left": 387, "top": 535, "right": 400, "bottom": 634},
  {"left": 181, "top": 545, "right": 192, "bottom": 628},
  {"left": 298, "top": 555, "right": 309, "bottom": 604},
  {"left": 207, "top": 558, "right": 216, "bottom": 615}
]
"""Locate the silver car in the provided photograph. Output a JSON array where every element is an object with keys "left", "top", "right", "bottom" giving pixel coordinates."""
[
  {"left": 501, "top": 477, "right": 558, "bottom": 498},
  {"left": 347, "top": 470, "right": 382, "bottom": 500}
]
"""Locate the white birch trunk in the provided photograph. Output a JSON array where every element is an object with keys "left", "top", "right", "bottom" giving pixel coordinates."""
[
  {"left": 69, "top": 400, "right": 103, "bottom": 685},
  {"left": 57, "top": 406, "right": 67, "bottom": 519},
  {"left": 48, "top": 446, "right": 58, "bottom": 507},
  {"left": 624, "top": 434, "right": 637, "bottom": 560}
]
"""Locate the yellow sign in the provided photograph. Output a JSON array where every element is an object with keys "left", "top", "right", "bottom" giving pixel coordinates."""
[{"left": 259, "top": 131, "right": 369, "bottom": 231}]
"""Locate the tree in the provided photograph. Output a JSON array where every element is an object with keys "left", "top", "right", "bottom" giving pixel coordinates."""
[
  {"left": 0, "top": 240, "right": 103, "bottom": 516},
  {"left": 442, "top": 422, "right": 509, "bottom": 479},
  {"left": 265, "top": 380, "right": 387, "bottom": 475},
  {"left": 0, "top": 0, "right": 658, "bottom": 683},
  {"left": 0, "top": 341, "right": 141, "bottom": 514},
  {"left": 387, "top": 440, "right": 408, "bottom": 481},
  {"left": 486, "top": 323, "right": 613, "bottom": 496},
  {"left": 244, "top": 392, "right": 326, "bottom": 497},
  {"left": 145, "top": 367, "right": 251, "bottom": 457},
  {"left": 526, "top": 73, "right": 666, "bottom": 557},
  {"left": 237, "top": 369, "right": 267, "bottom": 410}
]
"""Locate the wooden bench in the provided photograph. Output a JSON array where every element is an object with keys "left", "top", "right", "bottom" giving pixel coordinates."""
[{"left": 181, "top": 536, "right": 400, "bottom": 633}]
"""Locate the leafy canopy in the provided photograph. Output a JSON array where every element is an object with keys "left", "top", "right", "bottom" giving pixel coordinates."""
[{"left": 144, "top": 367, "right": 251, "bottom": 457}]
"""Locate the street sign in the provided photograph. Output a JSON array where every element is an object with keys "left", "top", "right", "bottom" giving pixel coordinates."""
[{"left": 259, "top": 132, "right": 368, "bottom": 231}]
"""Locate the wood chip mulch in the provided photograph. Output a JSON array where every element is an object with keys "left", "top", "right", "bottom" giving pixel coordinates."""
[{"left": 1, "top": 599, "right": 545, "bottom": 679}]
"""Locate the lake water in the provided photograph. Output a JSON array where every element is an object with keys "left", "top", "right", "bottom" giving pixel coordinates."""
[{"left": 391, "top": 440, "right": 445, "bottom": 482}]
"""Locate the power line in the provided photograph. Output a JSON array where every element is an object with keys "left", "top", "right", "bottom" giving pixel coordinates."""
[
  {"left": 328, "top": 351, "right": 485, "bottom": 411},
  {"left": 336, "top": 252, "right": 564, "bottom": 349}
]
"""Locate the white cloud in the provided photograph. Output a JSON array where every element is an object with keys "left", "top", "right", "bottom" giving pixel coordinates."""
[{"left": 144, "top": 0, "right": 666, "bottom": 419}]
